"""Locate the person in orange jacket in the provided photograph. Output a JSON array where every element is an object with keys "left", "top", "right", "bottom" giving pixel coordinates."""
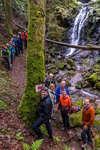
[
  {"left": 22, "top": 30, "right": 28, "bottom": 50},
  {"left": 58, "top": 89, "right": 72, "bottom": 134},
  {"left": 80, "top": 99, "right": 95, "bottom": 148}
]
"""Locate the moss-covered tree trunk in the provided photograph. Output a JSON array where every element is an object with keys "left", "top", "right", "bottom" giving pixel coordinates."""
[
  {"left": 18, "top": 0, "right": 45, "bottom": 126},
  {"left": 3, "top": 0, "right": 13, "bottom": 36}
]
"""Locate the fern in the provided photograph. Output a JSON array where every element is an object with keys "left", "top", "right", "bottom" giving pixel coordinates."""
[
  {"left": 53, "top": 136, "right": 60, "bottom": 142},
  {"left": 21, "top": 139, "right": 44, "bottom": 150},
  {"left": 16, "top": 132, "right": 22, "bottom": 137},
  {"left": 31, "top": 139, "right": 44, "bottom": 150},
  {"left": 64, "top": 146, "right": 71, "bottom": 150},
  {"left": 21, "top": 142, "right": 30, "bottom": 150},
  {"left": 40, "top": 125, "right": 48, "bottom": 136}
]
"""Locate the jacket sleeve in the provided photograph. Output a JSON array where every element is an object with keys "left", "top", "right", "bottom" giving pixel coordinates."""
[
  {"left": 85, "top": 108, "right": 95, "bottom": 127},
  {"left": 56, "top": 87, "right": 60, "bottom": 97},
  {"left": 66, "top": 88, "right": 70, "bottom": 95}
]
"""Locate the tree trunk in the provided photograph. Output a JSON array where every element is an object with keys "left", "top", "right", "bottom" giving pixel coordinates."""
[
  {"left": 3, "top": 0, "right": 13, "bottom": 36},
  {"left": 18, "top": 0, "right": 45, "bottom": 126}
]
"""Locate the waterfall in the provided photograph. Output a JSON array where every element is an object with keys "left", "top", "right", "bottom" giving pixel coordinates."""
[{"left": 66, "top": 6, "right": 89, "bottom": 56}]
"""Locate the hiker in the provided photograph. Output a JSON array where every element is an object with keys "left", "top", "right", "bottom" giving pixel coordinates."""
[
  {"left": 22, "top": 30, "right": 28, "bottom": 50},
  {"left": 56, "top": 81, "right": 69, "bottom": 103},
  {"left": 81, "top": 99, "right": 95, "bottom": 148},
  {"left": 2, "top": 44, "right": 11, "bottom": 70},
  {"left": 32, "top": 87, "right": 53, "bottom": 140},
  {"left": 18, "top": 32, "right": 23, "bottom": 53},
  {"left": 45, "top": 73, "right": 55, "bottom": 88},
  {"left": 48, "top": 84, "right": 56, "bottom": 119},
  {"left": 58, "top": 89, "right": 72, "bottom": 133},
  {"left": 13, "top": 35, "right": 18, "bottom": 56},
  {"left": 9, "top": 41, "right": 15, "bottom": 65},
  {"left": 17, "top": 35, "right": 21, "bottom": 55}
]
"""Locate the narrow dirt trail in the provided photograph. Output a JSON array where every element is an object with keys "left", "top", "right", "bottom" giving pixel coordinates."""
[{"left": 9, "top": 51, "right": 26, "bottom": 97}]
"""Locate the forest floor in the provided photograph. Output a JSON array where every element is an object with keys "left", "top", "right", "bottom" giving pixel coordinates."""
[{"left": 0, "top": 50, "right": 95, "bottom": 150}]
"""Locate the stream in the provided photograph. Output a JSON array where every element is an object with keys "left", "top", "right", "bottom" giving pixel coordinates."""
[{"left": 64, "top": 4, "right": 100, "bottom": 100}]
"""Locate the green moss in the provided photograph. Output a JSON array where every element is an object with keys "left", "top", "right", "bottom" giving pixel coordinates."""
[
  {"left": 55, "top": 62, "right": 65, "bottom": 70},
  {"left": 0, "top": 100, "right": 7, "bottom": 110},
  {"left": 69, "top": 110, "right": 82, "bottom": 127},
  {"left": 88, "top": 73, "right": 98, "bottom": 83},
  {"left": 93, "top": 115, "right": 100, "bottom": 127},
  {"left": 66, "top": 80, "right": 71, "bottom": 87},
  {"left": 66, "top": 59, "right": 76, "bottom": 67},
  {"left": 18, "top": 0, "right": 45, "bottom": 127},
  {"left": 49, "top": 69, "right": 59, "bottom": 74},
  {"left": 94, "top": 135, "right": 100, "bottom": 150},
  {"left": 0, "top": 70, "right": 6, "bottom": 75},
  {"left": 73, "top": 99, "right": 83, "bottom": 108},
  {"left": 76, "top": 81, "right": 82, "bottom": 89},
  {"left": 65, "top": 70, "right": 75, "bottom": 76},
  {"left": 95, "top": 106, "right": 100, "bottom": 115},
  {"left": 95, "top": 82, "right": 100, "bottom": 90},
  {"left": 0, "top": 77, "right": 7, "bottom": 86}
]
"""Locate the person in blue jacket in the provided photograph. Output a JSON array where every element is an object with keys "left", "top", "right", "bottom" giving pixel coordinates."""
[{"left": 56, "top": 81, "right": 69, "bottom": 102}]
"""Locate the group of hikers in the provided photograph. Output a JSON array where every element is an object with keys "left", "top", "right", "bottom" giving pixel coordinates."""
[
  {"left": 1, "top": 30, "right": 28, "bottom": 70},
  {"left": 33, "top": 73, "right": 95, "bottom": 148}
]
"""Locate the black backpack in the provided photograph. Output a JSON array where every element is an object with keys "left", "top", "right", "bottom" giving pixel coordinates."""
[{"left": 2, "top": 49, "right": 9, "bottom": 56}]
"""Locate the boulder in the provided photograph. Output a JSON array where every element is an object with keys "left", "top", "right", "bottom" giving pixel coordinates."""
[
  {"left": 94, "top": 135, "right": 100, "bottom": 150},
  {"left": 49, "top": 69, "right": 59, "bottom": 74},
  {"left": 95, "top": 82, "right": 100, "bottom": 90},
  {"left": 73, "top": 99, "right": 83, "bottom": 108},
  {"left": 76, "top": 81, "right": 82, "bottom": 89},
  {"left": 66, "top": 58, "right": 76, "bottom": 67},
  {"left": 69, "top": 110, "right": 82, "bottom": 127},
  {"left": 82, "top": 80, "right": 92, "bottom": 88},
  {"left": 66, "top": 80, "right": 71, "bottom": 87},
  {"left": 88, "top": 73, "right": 98, "bottom": 83},
  {"left": 95, "top": 105, "right": 100, "bottom": 115}
]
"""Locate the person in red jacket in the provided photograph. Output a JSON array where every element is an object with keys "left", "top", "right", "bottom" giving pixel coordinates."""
[
  {"left": 58, "top": 89, "right": 72, "bottom": 134},
  {"left": 22, "top": 30, "right": 28, "bottom": 50},
  {"left": 80, "top": 99, "right": 95, "bottom": 148}
]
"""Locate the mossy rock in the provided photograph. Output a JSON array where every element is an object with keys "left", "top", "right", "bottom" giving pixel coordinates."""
[
  {"left": 66, "top": 80, "right": 71, "bottom": 87},
  {"left": 83, "top": 74, "right": 90, "bottom": 80},
  {"left": 95, "top": 106, "right": 100, "bottom": 115},
  {"left": 95, "top": 82, "right": 100, "bottom": 90},
  {"left": 88, "top": 73, "right": 98, "bottom": 83},
  {"left": 73, "top": 99, "right": 83, "bottom": 108},
  {"left": 82, "top": 80, "right": 92, "bottom": 88},
  {"left": 69, "top": 110, "right": 82, "bottom": 127},
  {"left": 55, "top": 62, "right": 65, "bottom": 70},
  {"left": 94, "top": 135, "right": 100, "bottom": 150},
  {"left": 93, "top": 115, "right": 100, "bottom": 127},
  {"left": 65, "top": 70, "right": 75, "bottom": 76},
  {"left": 49, "top": 69, "right": 59, "bottom": 74},
  {"left": 94, "top": 64, "right": 100, "bottom": 69},
  {"left": 76, "top": 81, "right": 82, "bottom": 89},
  {"left": 66, "top": 58, "right": 76, "bottom": 67},
  {"left": 0, "top": 100, "right": 7, "bottom": 110},
  {"left": 93, "top": 68, "right": 99, "bottom": 73}
]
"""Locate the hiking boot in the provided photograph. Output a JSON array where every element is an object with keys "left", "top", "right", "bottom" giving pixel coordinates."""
[
  {"left": 61, "top": 127, "right": 66, "bottom": 131},
  {"left": 81, "top": 143, "right": 87, "bottom": 148}
]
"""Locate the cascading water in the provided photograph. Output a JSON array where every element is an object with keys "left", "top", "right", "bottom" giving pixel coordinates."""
[{"left": 66, "top": 5, "right": 89, "bottom": 56}]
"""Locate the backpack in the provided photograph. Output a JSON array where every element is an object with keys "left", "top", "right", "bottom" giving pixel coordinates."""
[
  {"left": 2, "top": 49, "right": 9, "bottom": 56},
  {"left": 72, "top": 106, "right": 81, "bottom": 113}
]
